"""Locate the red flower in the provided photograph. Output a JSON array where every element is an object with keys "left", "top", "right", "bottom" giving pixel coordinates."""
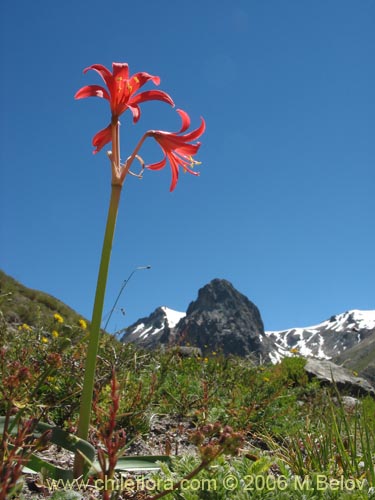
[
  {"left": 75, "top": 62, "right": 174, "bottom": 153},
  {"left": 147, "top": 109, "right": 205, "bottom": 191}
]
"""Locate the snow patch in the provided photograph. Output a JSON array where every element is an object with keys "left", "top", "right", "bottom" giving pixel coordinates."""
[
  {"left": 133, "top": 323, "right": 145, "bottom": 334},
  {"left": 161, "top": 306, "right": 186, "bottom": 328}
]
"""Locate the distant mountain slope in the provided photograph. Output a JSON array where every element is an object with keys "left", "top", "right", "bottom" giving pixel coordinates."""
[
  {"left": 120, "top": 306, "right": 186, "bottom": 349},
  {"left": 0, "top": 270, "right": 86, "bottom": 327},
  {"left": 333, "top": 329, "right": 375, "bottom": 386},
  {"left": 120, "top": 279, "right": 375, "bottom": 384},
  {"left": 265, "top": 310, "right": 375, "bottom": 363}
]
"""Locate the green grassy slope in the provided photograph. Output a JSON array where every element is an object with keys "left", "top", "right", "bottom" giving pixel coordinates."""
[{"left": 0, "top": 270, "right": 87, "bottom": 327}]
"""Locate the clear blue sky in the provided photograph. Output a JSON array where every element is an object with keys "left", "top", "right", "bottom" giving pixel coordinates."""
[{"left": 1, "top": 0, "right": 374, "bottom": 333}]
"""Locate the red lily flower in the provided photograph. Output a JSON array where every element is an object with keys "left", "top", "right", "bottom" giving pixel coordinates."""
[
  {"left": 75, "top": 62, "right": 174, "bottom": 153},
  {"left": 146, "top": 109, "right": 205, "bottom": 191}
]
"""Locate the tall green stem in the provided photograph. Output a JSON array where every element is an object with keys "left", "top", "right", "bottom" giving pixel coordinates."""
[{"left": 74, "top": 183, "right": 122, "bottom": 477}]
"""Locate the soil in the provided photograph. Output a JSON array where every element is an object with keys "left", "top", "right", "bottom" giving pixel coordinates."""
[{"left": 17, "top": 415, "right": 199, "bottom": 500}]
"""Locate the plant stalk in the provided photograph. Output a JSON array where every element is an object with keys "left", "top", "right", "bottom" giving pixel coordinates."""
[{"left": 74, "top": 183, "right": 122, "bottom": 478}]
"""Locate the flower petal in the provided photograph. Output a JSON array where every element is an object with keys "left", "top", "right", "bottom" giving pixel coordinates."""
[
  {"left": 180, "top": 117, "right": 206, "bottom": 142},
  {"left": 130, "top": 90, "right": 175, "bottom": 108},
  {"left": 74, "top": 85, "right": 110, "bottom": 101},
  {"left": 153, "top": 134, "right": 200, "bottom": 151},
  {"left": 92, "top": 124, "right": 112, "bottom": 154},
  {"left": 174, "top": 143, "right": 201, "bottom": 155},
  {"left": 130, "top": 71, "right": 161, "bottom": 92},
  {"left": 175, "top": 109, "right": 191, "bottom": 133},
  {"left": 112, "top": 62, "right": 129, "bottom": 81},
  {"left": 146, "top": 156, "right": 167, "bottom": 171},
  {"left": 83, "top": 64, "right": 113, "bottom": 88},
  {"left": 127, "top": 104, "right": 141, "bottom": 123},
  {"left": 168, "top": 154, "right": 180, "bottom": 192}
]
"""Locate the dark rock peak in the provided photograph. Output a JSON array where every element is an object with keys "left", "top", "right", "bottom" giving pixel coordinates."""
[
  {"left": 176, "top": 279, "right": 270, "bottom": 359},
  {"left": 187, "top": 279, "right": 263, "bottom": 323}
]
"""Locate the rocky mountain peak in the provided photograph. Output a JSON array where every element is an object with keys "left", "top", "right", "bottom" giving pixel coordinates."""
[
  {"left": 121, "top": 278, "right": 272, "bottom": 360},
  {"left": 119, "top": 278, "right": 375, "bottom": 389},
  {"left": 174, "top": 279, "right": 272, "bottom": 360},
  {"left": 186, "top": 279, "right": 260, "bottom": 316}
]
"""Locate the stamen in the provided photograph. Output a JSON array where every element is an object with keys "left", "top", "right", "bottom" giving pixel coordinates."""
[{"left": 189, "top": 155, "right": 202, "bottom": 168}]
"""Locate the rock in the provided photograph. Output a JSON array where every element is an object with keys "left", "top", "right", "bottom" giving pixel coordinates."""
[
  {"left": 338, "top": 396, "right": 360, "bottom": 411},
  {"left": 173, "top": 279, "right": 274, "bottom": 360},
  {"left": 304, "top": 358, "right": 375, "bottom": 397},
  {"left": 120, "top": 306, "right": 172, "bottom": 349},
  {"left": 170, "top": 346, "right": 203, "bottom": 358},
  {"left": 120, "top": 279, "right": 275, "bottom": 362}
]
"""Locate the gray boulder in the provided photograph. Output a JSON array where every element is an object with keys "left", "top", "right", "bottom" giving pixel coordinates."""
[
  {"left": 304, "top": 358, "right": 375, "bottom": 397},
  {"left": 169, "top": 346, "right": 202, "bottom": 358}
]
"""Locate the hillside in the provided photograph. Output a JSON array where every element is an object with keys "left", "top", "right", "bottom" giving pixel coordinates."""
[
  {"left": 0, "top": 270, "right": 87, "bottom": 328},
  {"left": 333, "top": 330, "right": 375, "bottom": 386}
]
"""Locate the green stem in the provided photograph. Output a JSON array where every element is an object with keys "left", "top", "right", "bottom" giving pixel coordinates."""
[{"left": 73, "top": 183, "right": 122, "bottom": 478}]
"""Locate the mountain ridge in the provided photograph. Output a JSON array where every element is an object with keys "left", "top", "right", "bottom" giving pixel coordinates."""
[
  {"left": 122, "top": 279, "right": 274, "bottom": 361},
  {"left": 1, "top": 270, "right": 373, "bottom": 387},
  {"left": 266, "top": 309, "right": 375, "bottom": 363},
  {"left": 120, "top": 279, "right": 375, "bottom": 384}
]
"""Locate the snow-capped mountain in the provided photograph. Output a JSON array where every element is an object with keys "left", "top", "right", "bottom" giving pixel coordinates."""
[
  {"left": 121, "top": 279, "right": 274, "bottom": 360},
  {"left": 265, "top": 310, "right": 375, "bottom": 363},
  {"left": 120, "top": 306, "right": 186, "bottom": 349},
  {"left": 120, "top": 279, "right": 375, "bottom": 384}
]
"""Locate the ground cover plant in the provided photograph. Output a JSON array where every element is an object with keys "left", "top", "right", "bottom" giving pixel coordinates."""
[{"left": 0, "top": 297, "right": 374, "bottom": 499}]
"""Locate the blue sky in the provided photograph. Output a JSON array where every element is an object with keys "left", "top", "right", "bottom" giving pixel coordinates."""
[{"left": 1, "top": 0, "right": 374, "bottom": 333}]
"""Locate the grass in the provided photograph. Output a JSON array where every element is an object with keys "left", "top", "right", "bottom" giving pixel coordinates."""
[
  {"left": 0, "top": 273, "right": 374, "bottom": 499},
  {"left": 0, "top": 270, "right": 87, "bottom": 328}
]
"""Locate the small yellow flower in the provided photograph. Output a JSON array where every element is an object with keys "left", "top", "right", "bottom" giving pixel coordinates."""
[
  {"left": 290, "top": 347, "right": 299, "bottom": 354},
  {"left": 41, "top": 337, "right": 49, "bottom": 344},
  {"left": 263, "top": 377, "right": 270, "bottom": 383},
  {"left": 212, "top": 351, "right": 217, "bottom": 356},
  {"left": 78, "top": 319, "right": 87, "bottom": 330},
  {"left": 53, "top": 313, "right": 64, "bottom": 324},
  {"left": 203, "top": 357, "right": 208, "bottom": 363},
  {"left": 18, "top": 323, "right": 32, "bottom": 331},
  {"left": 52, "top": 330, "right": 59, "bottom": 339}
]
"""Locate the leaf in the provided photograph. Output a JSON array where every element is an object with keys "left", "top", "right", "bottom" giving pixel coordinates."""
[
  {"left": 91, "top": 455, "right": 172, "bottom": 473},
  {"left": 0, "top": 416, "right": 95, "bottom": 480}
]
